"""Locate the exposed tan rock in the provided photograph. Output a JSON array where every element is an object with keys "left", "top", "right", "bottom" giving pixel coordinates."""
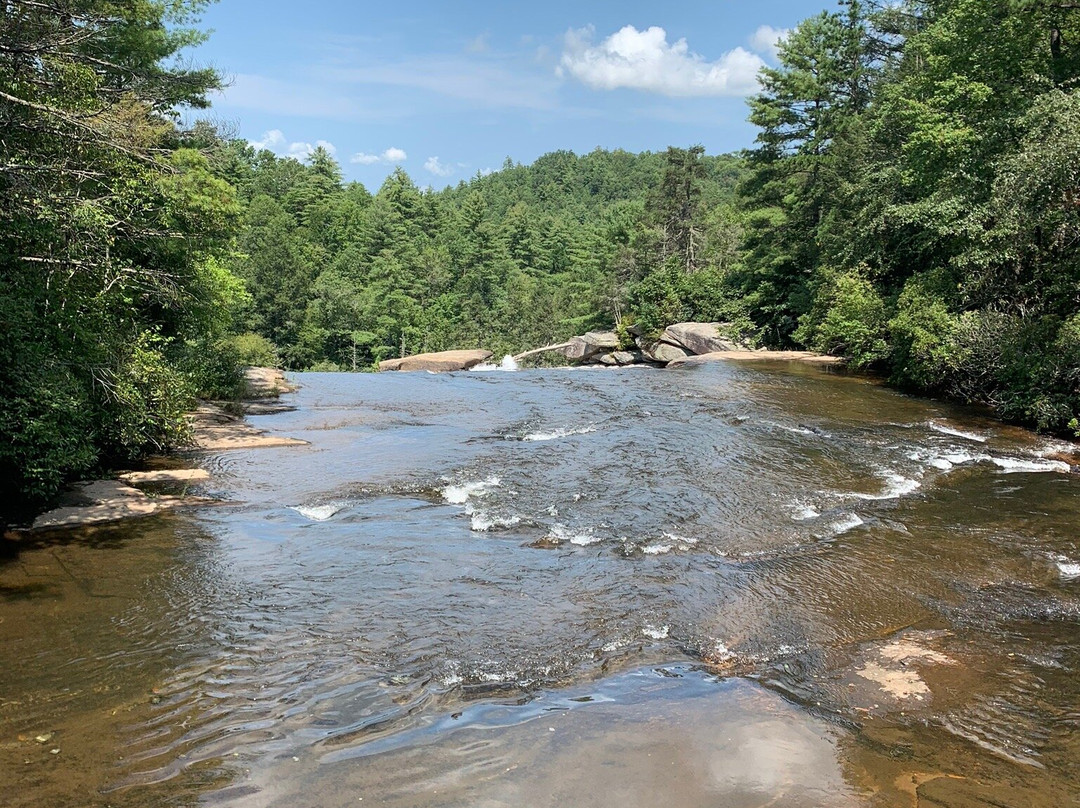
[
  {"left": 378, "top": 349, "right": 493, "bottom": 373},
  {"left": 188, "top": 404, "right": 307, "bottom": 450},
  {"left": 667, "top": 350, "right": 843, "bottom": 368},
  {"left": 32, "top": 481, "right": 182, "bottom": 530},
  {"left": 118, "top": 468, "right": 210, "bottom": 485},
  {"left": 661, "top": 322, "right": 747, "bottom": 355},
  {"left": 639, "top": 340, "right": 690, "bottom": 364},
  {"left": 561, "top": 332, "right": 619, "bottom": 363},
  {"left": 243, "top": 366, "right": 298, "bottom": 398}
]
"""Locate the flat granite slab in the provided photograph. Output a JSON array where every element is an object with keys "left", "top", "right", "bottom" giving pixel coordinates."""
[
  {"left": 666, "top": 350, "right": 843, "bottom": 368},
  {"left": 31, "top": 480, "right": 186, "bottom": 530}
]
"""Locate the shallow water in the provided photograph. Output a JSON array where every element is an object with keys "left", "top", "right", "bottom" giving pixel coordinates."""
[{"left": 2, "top": 361, "right": 1080, "bottom": 807}]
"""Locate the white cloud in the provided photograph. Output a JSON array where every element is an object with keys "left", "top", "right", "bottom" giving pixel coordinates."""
[
  {"left": 466, "top": 33, "right": 489, "bottom": 53},
  {"left": 250, "top": 130, "right": 337, "bottom": 162},
  {"left": 350, "top": 147, "right": 408, "bottom": 165},
  {"left": 249, "top": 129, "right": 286, "bottom": 151},
  {"left": 424, "top": 156, "right": 455, "bottom": 177},
  {"left": 749, "top": 25, "right": 789, "bottom": 62},
  {"left": 286, "top": 139, "right": 337, "bottom": 161},
  {"left": 558, "top": 25, "right": 764, "bottom": 97}
]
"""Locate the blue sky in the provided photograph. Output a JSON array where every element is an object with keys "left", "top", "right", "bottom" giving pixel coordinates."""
[{"left": 190, "top": 0, "right": 833, "bottom": 189}]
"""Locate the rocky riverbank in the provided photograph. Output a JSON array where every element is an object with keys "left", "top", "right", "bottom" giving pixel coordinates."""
[
  {"left": 538, "top": 322, "right": 841, "bottom": 369},
  {"left": 23, "top": 367, "right": 304, "bottom": 532}
]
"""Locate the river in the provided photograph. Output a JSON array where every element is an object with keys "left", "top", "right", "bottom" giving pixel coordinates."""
[{"left": 2, "top": 360, "right": 1079, "bottom": 807}]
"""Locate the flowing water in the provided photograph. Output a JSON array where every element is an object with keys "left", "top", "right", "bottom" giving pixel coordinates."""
[{"left": 3, "top": 361, "right": 1080, "bottom": 807}]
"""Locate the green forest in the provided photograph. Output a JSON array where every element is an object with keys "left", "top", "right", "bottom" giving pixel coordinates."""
[{"left": 3, "top": 0, "right": 1080, "bottom": 516}]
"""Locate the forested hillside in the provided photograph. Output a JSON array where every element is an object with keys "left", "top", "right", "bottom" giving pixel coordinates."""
[{"left": 212, "top": 144, "right": 747, "bottom": 369}]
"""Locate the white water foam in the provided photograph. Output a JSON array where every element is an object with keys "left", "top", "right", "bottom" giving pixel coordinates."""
[
  {"left": 640, "top": 532, "right": 698, "bottom": 555},
  {"left": 543, "top": 523, "right": 602, "bottom": 546},
  {"left": 642, "top": 624, "right": 669, "bottom": 640},
  {"left": 991, "top": 457, "right": 1071, "bottom": 474},
  {"left": 468, "top": 509, "right": 521, "bottom": 532},
  {"left": 791, "top": 501, "right": 821, "bottom": 521},
  {"left": 927, "top": 422, "right": 988, "bottom": 443},
  {"left": 290, "top": 504, "right": 344, "bottom": 521},
  {"left": 521, "top": 425, "right": 597, "bottom": 442},
  {"left": 1050, "top": 554, "right": 1080, "bottom": 579},
  {"left": 442, "top": 476, "right": 501, "bottom": 504},
  {"left": 853, "top": 472, "right": 921, "bottom": 501},
  {"left": 828, "top": 513, "right": 864, "bottom": 536},
  {"left": 470, "top": 355, "right": 520, "bottom": 372}
]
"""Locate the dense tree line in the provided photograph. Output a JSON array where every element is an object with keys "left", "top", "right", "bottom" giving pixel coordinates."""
[
  {"left": 214, "top": 144, "right": 746, "bottom": 369},
  {"left": 733, "top": 0, "right": 1080, "bottom": 433},
  {"left": 1, "top": 1, "right": 246, "bottom": 517}
]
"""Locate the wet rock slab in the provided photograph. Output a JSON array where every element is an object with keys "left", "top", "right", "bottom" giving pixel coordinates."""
[
  {"left": 118, "top": 468, "right": 211, "bottom": 485},
  {"left": 189, "top": 404, "right": 307, "bottom": 451},
  {"left": 31, "top": 480, "right": 187, "bottom": 530}
]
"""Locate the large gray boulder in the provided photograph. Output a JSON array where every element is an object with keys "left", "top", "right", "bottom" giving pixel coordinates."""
[
  {"left": 562, "top": 331, "right": 619, "bottom": 363},
  {"left": 638, "top": 340, "right": 691, "bottom": 364},
  {"left": 660, "top": 322, "right": 746, "bottom": 355},
  {"left": 379, "top": 349, "right": 493, "bottom": 373}
]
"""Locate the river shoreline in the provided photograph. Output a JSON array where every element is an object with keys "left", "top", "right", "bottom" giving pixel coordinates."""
[{"left": 10, "top": 368, "right": 306, "bottom": 535}]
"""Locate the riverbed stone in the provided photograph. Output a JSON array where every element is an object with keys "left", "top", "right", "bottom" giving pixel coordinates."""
[
  {"left": 378, "top": 349, "right": 493, "bottom": 373},
  {"left": 612, "top": 351, "right": 638, "bottom": 366},
  {"left": 119, "top": 469, "right": 210, "bottom": 485},
  {"left": 667, "top": 350, "right": 843, "bottom": 368},
  {"left": 32, "top": 480, "right": 179, "bottom": 530}
]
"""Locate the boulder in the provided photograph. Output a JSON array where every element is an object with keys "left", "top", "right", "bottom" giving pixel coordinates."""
[
  {"left": 660, "top": 322, "right": 746, "bottom": 355},
  {"left": 638, "top": 339, "right": 691, "bottom": 365},
  {"left": 379, "top": 349, "right": 493, "bottom": 373},
  {"left": 562, "top": 331, "right": 619, "bottom": 363},
  {"left": 598, "top": 353, "right": 620, "bottom": 366},
  {"left": 612, "top": 351, "right": 639, "bottom": 366}
]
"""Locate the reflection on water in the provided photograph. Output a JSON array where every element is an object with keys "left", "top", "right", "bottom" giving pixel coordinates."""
[{"left": 2, "top": 361, "right": 1079, "bottom": 807}]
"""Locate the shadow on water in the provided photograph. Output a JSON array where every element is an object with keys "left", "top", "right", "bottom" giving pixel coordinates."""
[{"left": 2, "top": 362, "right": 1080, "bottom": 806}]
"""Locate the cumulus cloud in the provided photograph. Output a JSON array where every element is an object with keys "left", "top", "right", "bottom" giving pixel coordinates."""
[
  {"left": 249, "top": 129, "right": 286, "bottom": 151},
  {"left": 557, "top": 25, "right": 764, "bottom": 97},
  {"left": 424, "top": 156, "right": 455, "bottom": 177},
  {"left": 250, "top": 130, "right": 337, "bottom": 162},
  {"left": 749, "top": 25, "right": 789, "bottom": 61},
  {"left": 350, "top": 146, "right": 408, "bottom": 165}
]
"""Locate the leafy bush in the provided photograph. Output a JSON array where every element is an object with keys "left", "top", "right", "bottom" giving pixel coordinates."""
[
  {"left": 887, "top": 275, "right": 959, "bottom": 392},
  {"left": 627, "top": 266, "right": 753, "bottom": 338},
  {"left": 795, "top": 268, "right": 888, "bottom": 368},
  {"left": 96, "top": 334, "right": 193, "bottom": 461},
  {"left": 229, "top": 332, "right": 280, "bottom": 367}
]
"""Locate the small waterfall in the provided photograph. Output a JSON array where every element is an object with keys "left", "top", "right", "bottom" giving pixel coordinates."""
[{"left": 500, "top": 355, "right": 519, "bottom": 371}]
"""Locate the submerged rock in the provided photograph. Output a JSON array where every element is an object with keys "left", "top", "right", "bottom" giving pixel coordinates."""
[
  {"left": 32, "top": 480, "right": 182, "bottom": 530},
  {"left": 118, "top": 469, "right": 210, "bottom": 485},
  {"left": 378, "top": 349, "right": 493, "bottom": 373}
]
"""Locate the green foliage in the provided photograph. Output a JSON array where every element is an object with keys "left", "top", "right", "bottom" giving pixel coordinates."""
[
  {"left": 221, "top": 145, "right": 749, "bottom": 370},
  {"left": 230, "top": 333, "right": 281, "bottom": 367},
  {"left": 0, "top": 1, "right": 250, "bottom": 519},
  {"left": 795, "top": 268, "right": 888, "bottom": 368},
  {"left": 729, "top": 0, "right": 1080, "bottom": 433}
]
